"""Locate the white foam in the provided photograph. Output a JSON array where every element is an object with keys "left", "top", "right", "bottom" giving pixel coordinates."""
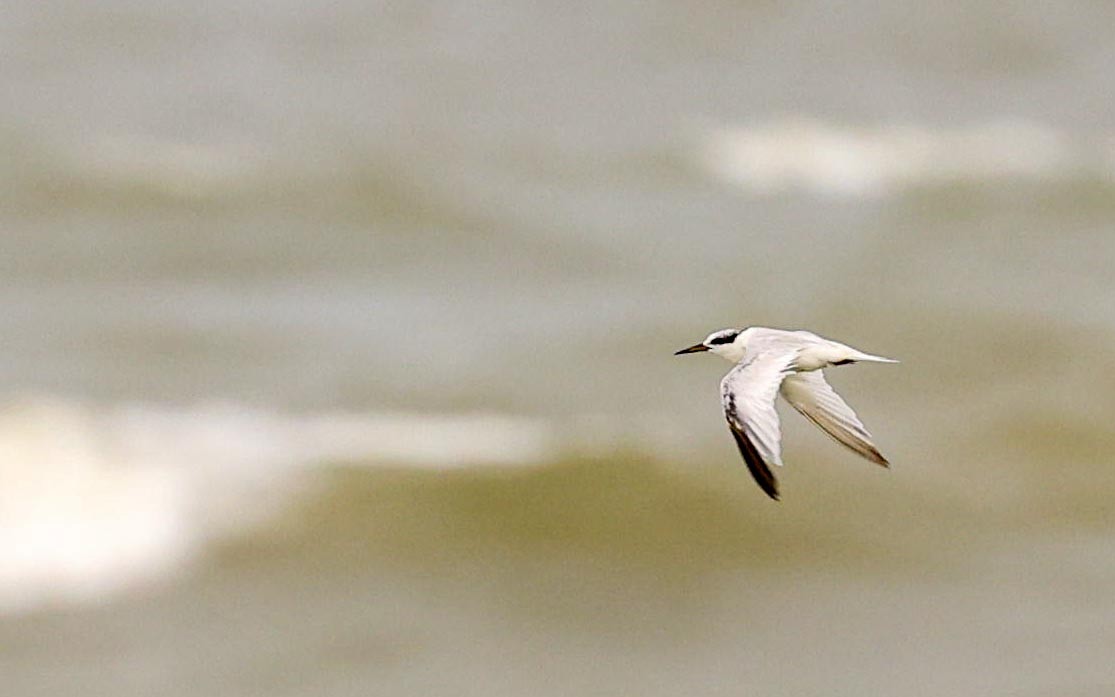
[
  {"left": 0, "top": 396, "right": 554, "bottom": 614},
  {"left": 57, "top": 134, "right": 265, "bottom": 200},
  {"left": 700, "top": 117, "right": 1084, "bottom": 196}
]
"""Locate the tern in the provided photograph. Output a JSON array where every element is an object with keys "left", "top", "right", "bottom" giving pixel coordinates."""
[{"left": 676, "top": 327, "right": 897, "bottom": 500}]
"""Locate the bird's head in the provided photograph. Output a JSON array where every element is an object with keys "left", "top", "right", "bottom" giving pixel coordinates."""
[{"left": 674, "top": 328, "right": 746, "bottom": 363}]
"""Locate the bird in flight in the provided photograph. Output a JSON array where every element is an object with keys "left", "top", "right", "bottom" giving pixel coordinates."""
[{"left": 675, "top": 327, "right": 897, "bottom": 500}]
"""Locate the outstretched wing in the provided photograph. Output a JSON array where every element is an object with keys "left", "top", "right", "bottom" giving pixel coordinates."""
[
  {"left": 779, "top": 370, "right": 889, "bottom": 466},
  {"left": 721, "top": 350, "right": 798, "bottom": 500}
]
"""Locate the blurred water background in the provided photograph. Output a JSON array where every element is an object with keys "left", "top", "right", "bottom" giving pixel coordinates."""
[{"left": 2, "top": 2, "right": 1115, "bottom": 695}]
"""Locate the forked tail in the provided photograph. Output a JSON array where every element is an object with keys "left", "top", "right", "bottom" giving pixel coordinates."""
[{"left": 850, "top": 351, "right": 899, "bottom": 364}]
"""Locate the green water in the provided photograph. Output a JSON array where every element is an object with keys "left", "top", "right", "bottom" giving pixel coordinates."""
[
  {"left": 4, "top": 452, "right": 1111, "bottom": 696},
  {"left": 3, "top": 0, "right": 1115, "bottom": 694}
]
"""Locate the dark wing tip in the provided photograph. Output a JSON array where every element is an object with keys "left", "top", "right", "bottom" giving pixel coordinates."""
[
  {"left": 866, "top": 447, "right": 890, "bottom": 468},
  {"left": 727, "top": 421, "right": 780, "bottom": 500},
  {"left": 796, "top": 411, "right": 891, "bottom": 469}
]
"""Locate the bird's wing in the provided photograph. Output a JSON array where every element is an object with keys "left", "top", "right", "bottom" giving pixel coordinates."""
[
  {"left": 779, "top": 370, "right": 889, "bottom": 466},
  {"left": 720, "top": 349, "right": 798, "bottom": 500}
]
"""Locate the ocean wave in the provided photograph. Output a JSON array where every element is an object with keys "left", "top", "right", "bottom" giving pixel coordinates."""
[
  {"left": 0, "top": 396, "right": 554, "bottom": 614},
  {"left": 15, "top": 119, "right": 1107, "bottom": 207},
  {"left": 699, "top": 117, "right": 1108, "bottom": 196}
]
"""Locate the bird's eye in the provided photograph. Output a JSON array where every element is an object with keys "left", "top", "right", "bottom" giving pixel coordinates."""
[{"left": 708, "top": 332, "right": 738, "bottom": 346}]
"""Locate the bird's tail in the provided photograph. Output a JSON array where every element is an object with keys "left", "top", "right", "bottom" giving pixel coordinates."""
[{"left": 850, "top": 351, "right": 899, "bottom": 364}]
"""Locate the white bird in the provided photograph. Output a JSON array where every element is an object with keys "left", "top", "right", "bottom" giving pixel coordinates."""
[{"left": 675, "top": 326, "right": 897, "bottom": 500}]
